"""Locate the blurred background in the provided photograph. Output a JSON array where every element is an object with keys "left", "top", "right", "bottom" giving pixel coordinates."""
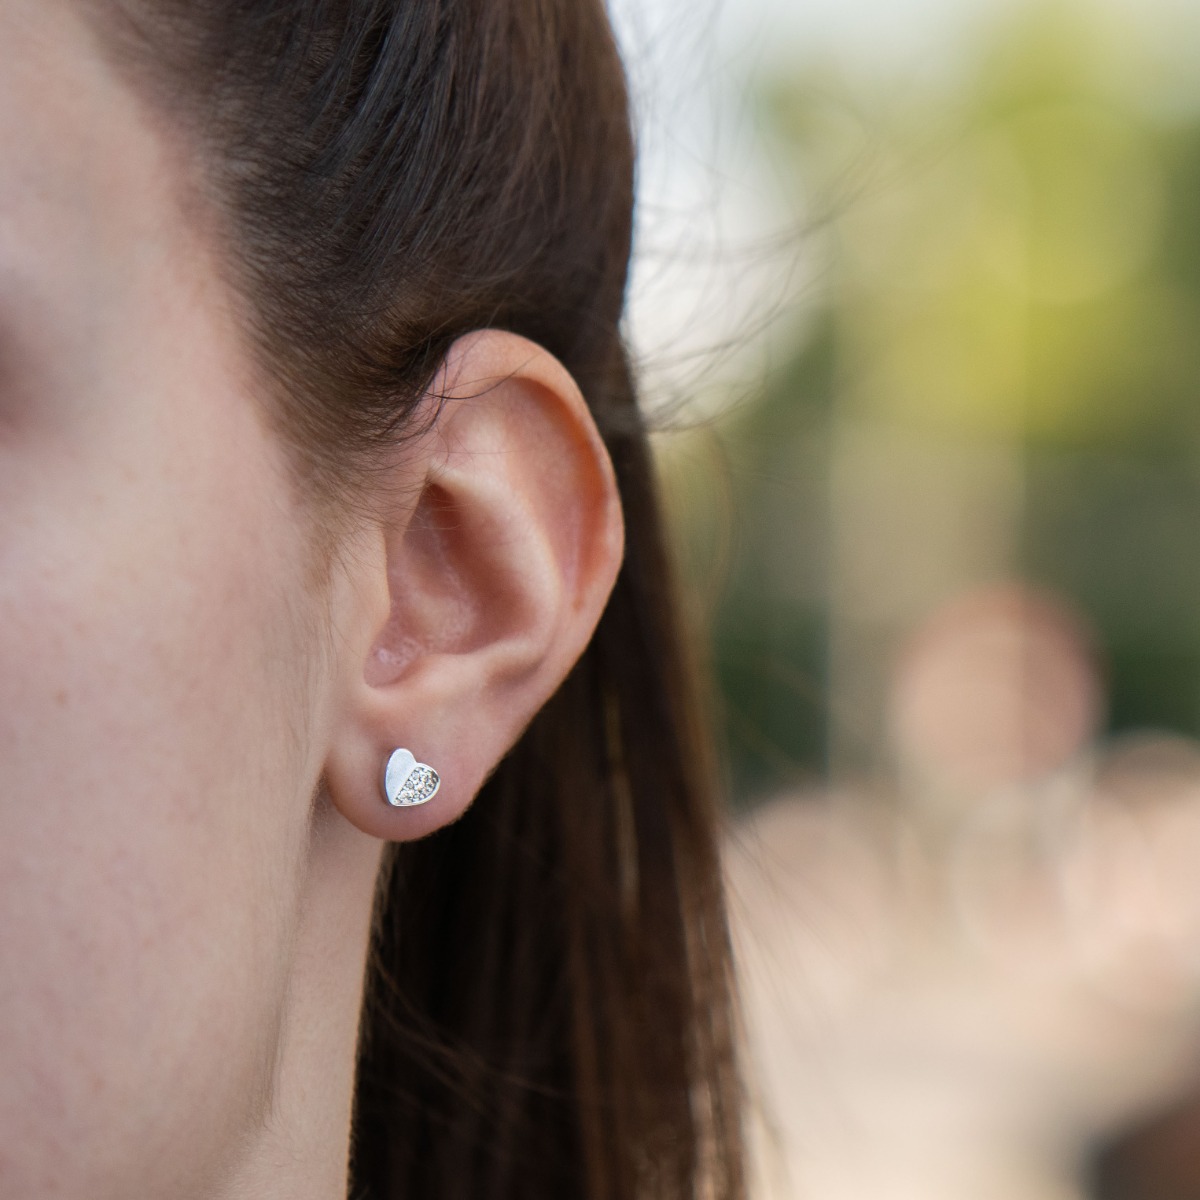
[{"left": 609, "top": 0, "right": 1200, "bottom": 1196}]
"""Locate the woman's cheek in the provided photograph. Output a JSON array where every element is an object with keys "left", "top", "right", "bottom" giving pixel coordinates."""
[{"left": 0, "top": 398, "right": 318, "bottom": 1198}]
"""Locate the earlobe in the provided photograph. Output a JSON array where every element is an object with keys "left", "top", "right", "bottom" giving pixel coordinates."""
[{"left": 321, "top": 330, "right": 624, "bottom": 842}]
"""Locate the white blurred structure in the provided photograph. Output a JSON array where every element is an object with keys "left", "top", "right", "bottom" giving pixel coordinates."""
[{"left": 727, "top": 587, "right": 1200, "bottom": 1199}]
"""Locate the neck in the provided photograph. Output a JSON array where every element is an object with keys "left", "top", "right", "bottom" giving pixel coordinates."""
[{"left": 217, "top": 804, "right": 384, "bottom": 1200}]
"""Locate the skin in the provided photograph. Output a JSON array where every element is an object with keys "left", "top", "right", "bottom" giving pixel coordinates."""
[{"left": 0, "top": 3, "right": 624, "bottom": 1198}]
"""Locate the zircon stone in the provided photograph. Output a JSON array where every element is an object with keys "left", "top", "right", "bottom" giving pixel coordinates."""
[{"left": 397, "top": 765, "right": 439, "bottom": 805}]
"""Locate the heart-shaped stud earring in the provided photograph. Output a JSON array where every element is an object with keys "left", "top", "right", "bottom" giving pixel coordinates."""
[{"left": 383, "top": 748, "right": 441, "bottom": 807}]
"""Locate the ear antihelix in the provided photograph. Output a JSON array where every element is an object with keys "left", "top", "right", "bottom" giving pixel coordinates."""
[{"left": 382, "top": 747, "right": 441, "bottom": 807}]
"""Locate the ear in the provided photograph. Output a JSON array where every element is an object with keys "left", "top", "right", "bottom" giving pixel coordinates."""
[{"left": 322, "top": 330, "right": 624, "bottom": 840}]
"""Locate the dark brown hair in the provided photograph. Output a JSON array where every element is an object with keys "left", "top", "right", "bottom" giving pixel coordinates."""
[{"left": 90, "top": 2, "right": 744, "bottom": 1197}]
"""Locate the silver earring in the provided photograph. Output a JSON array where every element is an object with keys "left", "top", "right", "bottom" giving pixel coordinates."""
[{"left": 383, "top": 748, "right": 441, "bottom": 807}]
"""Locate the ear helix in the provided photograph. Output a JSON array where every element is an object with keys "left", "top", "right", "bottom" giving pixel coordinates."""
[{"left": 383, "top": 748, "right": 441, "bottom": 807}]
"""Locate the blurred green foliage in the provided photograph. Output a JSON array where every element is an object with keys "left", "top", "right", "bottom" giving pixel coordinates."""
[{"left": 675, "top": 1, "right": 1200, "bottom": 804}]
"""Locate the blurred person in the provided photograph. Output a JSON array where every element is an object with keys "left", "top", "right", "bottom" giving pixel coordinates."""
[
  {"left": 0, "top": 2, "right": 743, "bottom": 1198},
  {"left": 730, "top": 584, "right": 1200, "bottom": 1200}
]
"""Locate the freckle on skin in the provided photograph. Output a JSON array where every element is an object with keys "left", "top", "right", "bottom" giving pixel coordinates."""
[{"left": 53, "top": 690, "right": 67, "bottom": 707}]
